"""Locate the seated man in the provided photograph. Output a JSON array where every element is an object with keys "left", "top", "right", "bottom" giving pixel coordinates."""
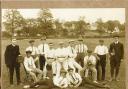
[
  {"left": 24, "top": 49, "right": 43, "bottom": 83},
  {"left": 83, "top": 50, "right": 97, "bottom": 83},
  {"left": 67, "top": 68, "right": 82, "bottom": 88},
  {"left": 23, "top": 69, "right": 68, "bottom": 89},
  {"left": 53, "top": 69, "right": 68, "bottom": 88}
]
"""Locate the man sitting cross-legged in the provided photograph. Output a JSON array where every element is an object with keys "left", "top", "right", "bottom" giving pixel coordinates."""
[
  {"left": 24, "top": 49, "right": 43, "bottom": 83},
  {"left": 67, "top": 68, "right": 82, "bottom": 88},
  {"left": 23, "top": 69, "right": 68, "bottom": 89}
]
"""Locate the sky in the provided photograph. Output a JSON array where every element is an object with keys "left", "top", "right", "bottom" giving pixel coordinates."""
[{"left": 2, "top": 8, "right": 125, "bottom": 24}]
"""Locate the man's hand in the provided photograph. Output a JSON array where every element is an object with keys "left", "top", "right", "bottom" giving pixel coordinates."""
[
  {"left": 110, "top": 53, "right": 115, "bottom": 56},
  {"left": 121, "top": 59, "right": 123, "bottom": 62}
]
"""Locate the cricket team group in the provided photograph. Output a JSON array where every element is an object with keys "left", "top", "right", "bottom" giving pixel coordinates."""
[{"left": 4, "top": 35, "right": 124, "bottom": 89}]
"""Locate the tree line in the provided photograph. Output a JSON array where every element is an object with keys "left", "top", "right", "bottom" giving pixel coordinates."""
[{"left": 2, "top": 9, "right": 125, "bottom": 38}]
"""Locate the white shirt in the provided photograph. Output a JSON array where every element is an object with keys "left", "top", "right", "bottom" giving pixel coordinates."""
[
  {"left": 46, "top": 49, "right": 56, "bottom": 64},
  {"left": 53, "top": 76, "right": 68, "bottom": 88},
  {"left": 94, "top": 45, "right": 108, "bottom": 55},
  {"left": 67, "top": 46, "right": 77, "bottom": 58},
  {"left": 24, "top": 56, "right": 36, "bottom": 72},
  {"left": 46, "top": 49, "right": 56, "bottom": 58},
  {"left": 55, "top": 47, "right": 68, "bottom": 58},
  {"left": 38, "top": 43, "right": 49, "bottom": 55},
  {"left": 26, "top": 46, "right": 39, "bottom": 56},
  {"left": 84, "top": 55, "right": 97, "bottom": 67},
  {"left": 75, "top": 44, "right": 88, "bottom": 53},
  {"left": 67, "top": 73, "right": 82, "bottom": 87}
]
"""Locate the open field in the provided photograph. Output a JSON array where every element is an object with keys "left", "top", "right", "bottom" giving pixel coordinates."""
[{"left": 1, "top": 38, "right": 126, "bottom": 89}]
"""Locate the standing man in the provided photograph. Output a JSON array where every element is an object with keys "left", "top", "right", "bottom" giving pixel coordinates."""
[
  {"left": 38, "top": 37, "right": 49, "bottom": 71},
  {"left": 75, "top": 39, "right": 88, "bottom": 67},
  {"left": 94, "top": 40, "right": 108, "bottom": 81},
  {"left": 4, "top": 38, "right": 21, "bottom": 86},
  {"left": 26, "top": 40, "right": 39, "bottom": 68},
  {"left": 109, "top": 35, "right": 124, "bottom": 81}
]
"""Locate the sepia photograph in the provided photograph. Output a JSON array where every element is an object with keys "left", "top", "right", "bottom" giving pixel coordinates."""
[{"left": 1, "top": 8, "right": 125, "bottom": 89}]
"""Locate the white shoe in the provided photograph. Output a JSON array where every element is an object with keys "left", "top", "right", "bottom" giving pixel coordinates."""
[
  {"left": 35, "top": 85, "right": 39, "bottom": 88},
  {"left": 43, "top": 77, "right": 50, "bottom": 79},
  {"left": 93, "top": 81, "right": 98, "bottom": 83},
  {"left": 23, "top": 85, "right": 30, "bottom": 89}
]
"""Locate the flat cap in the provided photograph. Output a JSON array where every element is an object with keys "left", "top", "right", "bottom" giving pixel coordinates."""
[
  {"left": 29, "top": 40, "right": 35, "bottom": 43},
  {"left": 87, "top": 50, "right": 92, "bottom": 53},
  {"left": 60, "top": 70, "right": 67, "bottom": 73}
]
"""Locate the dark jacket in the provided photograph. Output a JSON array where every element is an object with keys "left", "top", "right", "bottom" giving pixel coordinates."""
[
  {"left": 109, "top": 42, "right": 124, "bottom": 60},
  {"left": 4, "top": 44, "right": 20, "bottom": 67}
]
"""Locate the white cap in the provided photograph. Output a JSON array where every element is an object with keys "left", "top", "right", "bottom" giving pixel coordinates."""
[{"left": 25, "top": 48, "right": 32, "bottom": 52}]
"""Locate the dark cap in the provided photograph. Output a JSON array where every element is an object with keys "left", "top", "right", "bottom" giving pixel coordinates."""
[
  {"left": 60, "top": 70, "right": 67, "bottom": 73},
  {"left": 87, "top": 50, "right": 92, "bottom": 53},
  {"left": 29, "top": 40, "right": 35, "bottom": 43},
  {"left": 113, "top": 35, "right": 120, "bottom": 38},
  {"left": 99, "top": 40, "right": 104, "bottom": 42},
  {"left": 49, "top": 42, "right": 53, "bottom": 46},
  {"left": 68, "top": 68, "right": 74, "bottom": 71},
  {"left": 78, "top": 39, "right": 83, "bottom": 41},
  {"left": 26, "top": 50, "right": 32, "bottom": 54}
]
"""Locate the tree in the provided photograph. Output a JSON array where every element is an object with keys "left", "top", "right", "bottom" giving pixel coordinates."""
[
  {"left": 95, "top": 18, "right": 105, "bottom": 35},
  {"left": 37, "top": 9, "right": 54, "bottom": 36},
  {"left": 3, "top": 9, "right": 25, "bottom": 36},
  {"left": 74, "top": 16, "right": 89, "bottom": 36}
]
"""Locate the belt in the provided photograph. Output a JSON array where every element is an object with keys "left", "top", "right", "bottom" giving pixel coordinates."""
[
  {"left": 47, "top": 57, "right": 54, "bottom": 59},
  {"left": 57, "top": 57, "right": 65, "bottom": 58}
]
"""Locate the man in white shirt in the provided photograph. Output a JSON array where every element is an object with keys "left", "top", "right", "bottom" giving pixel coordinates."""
[
  {"left": 75, "top": 39, "right": 88, "bottom": 67},
  {"left": 53, "top": 70, "right": 68, "bottom": 88},
  {"left": 67, "top": 68, "right": 82, "bottom": 88},
  {"left": 38, "top": 37, "right": 49, "bottom": 71},
  {"left": 94, "top": 40, "right": 108, "bottom": 81},
  {"left": 83, "top": 50, "right": 97, "bottom": 83},
  {"left": 46, "top": 43, "right": 56, "bottom": 66},
  {"left": 63, "top": 40, "right": 82, "bottom": 73},
  {"left": 26, "top": 40, "right": 39, "bottom": 68},
  {"left": 24, "top": 49, "right": 43, "bottom": 83},
  {"left": 55, "top": 42, "right": 68, "bottom": 71}
]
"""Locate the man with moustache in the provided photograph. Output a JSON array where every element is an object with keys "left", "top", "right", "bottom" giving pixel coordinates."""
[
  {"left": 109, "top": 35, "right": 124, "bottom": 81},
  {"left": 4, "top": 38, "right": 21, "bottom": 86}
]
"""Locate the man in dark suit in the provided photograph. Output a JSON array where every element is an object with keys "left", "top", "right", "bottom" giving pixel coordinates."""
[
  {"left": 4, "top": 38, "right": 21, "bottom": 86},
  {"left": 109, "top": 35, "right": 124, "bottom": 81}
]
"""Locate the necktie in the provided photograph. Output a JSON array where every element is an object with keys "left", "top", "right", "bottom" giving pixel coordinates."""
[
  {"left": 43, "top": 44, "right": 44, "bottom": 52},
  {"left": 71, "top": 47, "right": 73, "bottom": 54}
]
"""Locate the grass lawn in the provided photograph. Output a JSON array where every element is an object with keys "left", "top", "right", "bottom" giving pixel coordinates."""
[{"left": 1, "top": 38, "right": 126, "bottom": 89}]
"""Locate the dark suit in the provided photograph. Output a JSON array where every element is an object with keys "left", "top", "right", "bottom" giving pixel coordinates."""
[
  {"left": 4, "top": 44, "right": 21, "bottom": 85},
  {"left": 109, "top": 42, "right": 124, "bottom": 78}
]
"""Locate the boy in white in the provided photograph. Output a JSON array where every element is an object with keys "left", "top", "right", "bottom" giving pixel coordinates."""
[
  {"left": 84, "top": 50, "right": 97, "bottom": 83},
  {"left": 53, "top": 70, "right": 68, "bottom": 88},
  {"left": 24, "top": 49, "right": 43, "bottom": 83},
  {"left": 67, "top": 68, "right": 82, "bottom": 88},
  {"left": 26, "top": 40, "right": 39, "bottom": 67}
]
